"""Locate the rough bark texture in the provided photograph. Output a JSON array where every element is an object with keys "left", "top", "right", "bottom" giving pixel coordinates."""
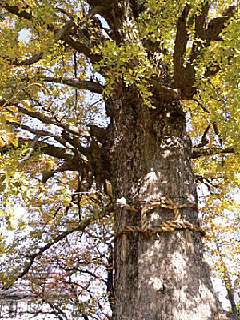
[{"left": 106, "top": 85, "right": 231, "bottom": 320}]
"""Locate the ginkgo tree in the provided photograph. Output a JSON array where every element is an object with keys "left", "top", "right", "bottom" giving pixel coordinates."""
[{"left": 0, "top": 0, "right": 240, "bottom": 319}]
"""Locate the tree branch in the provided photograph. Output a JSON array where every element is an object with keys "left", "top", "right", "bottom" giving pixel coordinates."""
[
  {"left": 1, "top": 104, "right": 110, "bottom": 186},
  {"left": 84, "top": 0, "right": 115, "bottom": 30},
  {"left": 1, "top": 3, "right": 102, "bottom": 63},
  {"left": 3, "top": 204, "right": 113, "bottom": 289},
  {"left": 190, "top": 5, "right": 236, "bottom": 79},
  {"left": 196, "top": 124, "right": 211, "bottom": 148},
  {"left": 193, "top": 99, "right": 210, "bottom": 113},
  {"left": 18, "top": 134, "right": 39, "bottom": 164},
  {"left": 12, "top": 104, "right": 81, "bottom": 136},
  {"left": 54, "top": 21, "right": 92, "bottom": 57},
  {"left": 0, "top": 134, "right": 75, "bottom": 163},
  {"left": 174, "top": 4, "right": 190, "bottom": 89},
  {"left": 194, "top": 2, "right": 211, "bottom": 40},
  {"left": 1, "top": 101, "right": 88, "bottom": 146},
  {"left": 89, "top": 124, "right": 107, "bottom": 143},
  {"left": 2, "top": 53, "right": 43, "bottom": 66},
  {"left": 149, "top": 79, "right": 181, "bottom": 100},
  {"left": 41, "top": 159, "right": 82, "bottom": 183},
  {"left": 191, "top": 147, "right": 237, "bottom": 159},
  {"left": 175, "top": 4, "right": 236, "bottom": 97},
  {"left": 5, "top": 119, "right": 67, "bottom": 147},
  {"left": 0, "top": 2, "right": 32, "bottom": 20},
  {"left": 38, "top": 76, "right": 103, "bottom": 94},
  {"left": 204, "top": 6, "right": 236, "bottom": 43},
  {"left": 174, "top": 5, "right": 197, "bottom": 99}
]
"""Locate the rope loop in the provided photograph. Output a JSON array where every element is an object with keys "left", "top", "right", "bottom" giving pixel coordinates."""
[
  {"left": 115, "top": 197, "right": 205, "bottom": 239},
  {"left": 114, "top": 220, "right": 206, "bottom": 239}
]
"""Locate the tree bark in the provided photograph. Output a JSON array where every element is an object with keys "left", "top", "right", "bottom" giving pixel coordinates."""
[{"left": 106, "top": 86, "right": 230, "bottom": 320}]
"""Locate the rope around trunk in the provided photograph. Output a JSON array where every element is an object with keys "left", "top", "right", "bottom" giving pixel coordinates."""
[{"left": 115, "top": 197, "right": 206, "bottom": 238}]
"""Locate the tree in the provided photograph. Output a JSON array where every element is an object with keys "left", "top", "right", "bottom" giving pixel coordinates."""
[{"left": 0, "top": 1, "right": 239, "bottom": 319}]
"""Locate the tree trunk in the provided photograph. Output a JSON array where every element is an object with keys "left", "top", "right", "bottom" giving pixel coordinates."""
[{"left": 106, "top": 87, "right": 230, "bottom": 320}]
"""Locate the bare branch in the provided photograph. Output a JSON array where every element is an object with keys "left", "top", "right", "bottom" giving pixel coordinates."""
[
  {"left": 1, "top": 105, "right": 110, "bottom": 187},
  {"left": 0, "top": 135, "right": 74, "bottom": 163},
  {"left": 12, "top": 104, "right": 81, "bottom": 137},
  {"left": 5, "top": 118, "right": 67, "bottom": 147},
  {"left": 23, "top": 110, "right": 82, "bottom": 138},
  {"left": 41, "top": 299, "right": 66, "bottom": 320},
  {"left": 3, "top": 204, "right": 113, "bottom": 289},
  {"left": 41, "top": 160, "right": 81, "bottom": 183}
]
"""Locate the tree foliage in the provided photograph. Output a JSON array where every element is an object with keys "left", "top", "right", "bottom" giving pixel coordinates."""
[{"left": 0, "top": 0, "right": 239, "bottom": 319}]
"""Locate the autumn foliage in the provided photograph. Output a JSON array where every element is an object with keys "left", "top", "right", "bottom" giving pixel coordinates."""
[{"left": 0, "top": 1, "right": 239, "bottom": 319}]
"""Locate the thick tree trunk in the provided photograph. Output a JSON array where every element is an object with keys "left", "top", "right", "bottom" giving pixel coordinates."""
[{"left": 106, "top": 87, "right": 230, "bottom": 320}]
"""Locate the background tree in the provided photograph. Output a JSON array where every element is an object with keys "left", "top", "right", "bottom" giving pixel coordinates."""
[{"left": 0, "top": 1, "right": 239, "bottom": 320}]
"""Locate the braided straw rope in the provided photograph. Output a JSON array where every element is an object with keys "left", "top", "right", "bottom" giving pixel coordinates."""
[{"left": 115, "top": 197, "right": 206, "bottom": 239}]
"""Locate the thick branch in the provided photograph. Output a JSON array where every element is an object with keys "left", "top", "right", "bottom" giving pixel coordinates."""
[
  {"left": 3, "top": 53, "right": 43, "bottom": 66},
  {"left": 1, "top": 105, "right": 110, "bottom": 185},
  {"left": 41, "top": 159, "right": 84, "bottom": 183},
  {"left": 39, "top": 76, "right": 103, "bottom": 94},
  {"left": 5, "top": 104, "right": 86, "bottom": 154},
  {"left": 191, "top": 147, "right": 237, "bottom": 159},
  {"left": 204, "top": 6, "right": 235, "bottom": 43},
  {"left": 194, "top": 2, "right": 211, "bottom": 40},
  {"left": 89, "top": 124, "right": 107, "bottom": 143},
  {"left": 0, "top": 2, "right": 32, "bottom": 20},
  {"left": 149, "top": 80, "right": 181, "bottom": 100},
  {"left": 196, "top": 124, "right": 211, "bottom": 148},
  {"left": 190, "top": 5, "right": 236, "bottom": 79},
  {"left": 174, "top": 4, "right": 190, "bottom": 89},
  {"left": 13, "top": 104, "right": 82, "bottom": 137},
  {"left": 175, "top": 4, "right": 236, "bottom": 98},
  {"left": 5, "top": 119, "right": 66, "bottom": 147},
  {"left": 84, "top": 0, "right": 115, "bottom": 29},
  {"left": 0, "top": 135, "right": 74, "bottom": 162},
  {"left": 174, "top": 5, "right": 197, "bottom": 99},
  {"left": 53, "top": 21, "right": 101, "bottom": 62}
]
